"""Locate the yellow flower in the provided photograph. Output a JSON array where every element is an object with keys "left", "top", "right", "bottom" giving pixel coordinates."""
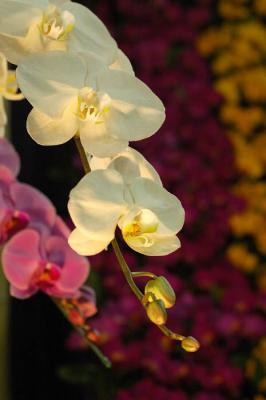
[
  {"left": 197, "top": 28, "right": 231, "bottom": 55},
  {"left": 237, "top": 21, "right": 266, "bottom": 52},
  {"left": 227, "top": 244, "right": 258, "bottom": 272},
  {"left": 230, "top": 211, "right": 265, "bottom": 237},
  {"left": 230, "top": 134, "right": 264, "bottom": 178},
  {"left": 218, "top": 0, "right": 249, "bottom": 19},
  {"left": 255, "top": 232, "right": 266, "bottom": 255},
  {"left": 220, "top": 106, "right": 264, "bottom": 135},
  {"left": 254, "top": 0, "right": 266, "bottom": 15},
  {"left": 253, "top": 133, "right": 266, "bottom": 163},
  {"left": 215, "top": 78, "right": 240, "bottom": 103},
  {"left": 240, "top": 68, "right": 266, "bottom": 102}
]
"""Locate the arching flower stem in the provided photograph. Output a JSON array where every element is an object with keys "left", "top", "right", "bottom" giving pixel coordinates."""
[{"left": 74, "top": 135, "right": 200, "bottom": 352}]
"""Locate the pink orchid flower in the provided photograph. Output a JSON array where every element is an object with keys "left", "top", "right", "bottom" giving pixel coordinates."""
[
  {"left": 0, "top": 138, "right": 56, "bottom": 243},
  {"left": 0, "top": 180, "right": 56, "bottom": 244},
  {"left": 2, "top": 228, "right": 89, "bottom": 299}
]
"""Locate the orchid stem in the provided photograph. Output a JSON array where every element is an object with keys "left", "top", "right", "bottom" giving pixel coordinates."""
[
  {"left": 73, "top": 136, "right": 200, "bottom": 351},
  {"left": 111, "top": 239, "right": 143, "bottom": 301},
  {"left": 74, "top": 135, "right": 91, "bottom": 173},
  {"left": 131, "top": 271, "right": 157, "bottom": 279},
  {"left": 52, "top": 297, "right": 111, "bottom": 368}
]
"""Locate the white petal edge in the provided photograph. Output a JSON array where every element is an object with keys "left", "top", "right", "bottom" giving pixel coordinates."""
[
  {"left": 124, "top": 234, "right": 181, "bottom": 256},
  {"left": 129, "top": 177, "right": 185, "bottom": 234},
  {"left": 17, "top": 52, "right": 86, "bottom": 117},
  {"left": 68, "top": 227, "right": 110, "bottom": 256},
  {"left": 68, "top": 169, "right": 127, "bottom": 240},
  {"left": 27, "top": 106, "right": 78, "bottom": 146},
  {"left": 80, "top": 122, "right": 128, "bottom": 157}
]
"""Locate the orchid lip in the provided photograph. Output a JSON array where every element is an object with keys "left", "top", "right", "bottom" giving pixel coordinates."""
[{"left": 34, "top": 261, "right": 62, "bottom": 289}]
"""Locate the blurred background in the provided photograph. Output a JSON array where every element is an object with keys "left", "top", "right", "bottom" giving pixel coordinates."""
[{"left": 5, "top": 0, "right": 266, "bottom": 399}]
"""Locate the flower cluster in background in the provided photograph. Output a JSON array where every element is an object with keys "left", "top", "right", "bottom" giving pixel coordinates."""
[
  {"left": 62, "top": 0, "right": 266, "bottom": 398},
  {"left": 198, "top": 0, "right": 266, "bottom": 397}
]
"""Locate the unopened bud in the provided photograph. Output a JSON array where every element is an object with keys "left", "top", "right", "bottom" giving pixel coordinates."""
[
  {"left": 145, "top": 276, "right": 176, "bottom": 308},
  {"left": 181, "top": 336, "right": 200, "bottom": 352},
  {"left": 146, "top": 299, "right": 167, "bottom": 325}
]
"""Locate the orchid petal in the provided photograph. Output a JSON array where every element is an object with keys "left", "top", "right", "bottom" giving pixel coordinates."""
[
  {"left": 65, "top": 1, "right": 117, "bottom": 64},
  {"left": 97, "top": 69, "right": 165, "bottom": 140},
  {"left": 10, "top": 182, "right": 56, "bottom": 231},
  {"left": 129, "top": 177, "right": 185, "bottom": 234},
  {"left": 68, "top": 227, "right": 110, "bottom": 256},
  {"left": 45, "top": 235, "right": 89, "bottom": 293},
  {"left": 0, "top": 98, "right": 7, "bottom": 128},
  {"left": 17, "top": 52, "right": 85, "bottom": 117},
  {"left": 0, "top": 1, "right": 41, "bottom": 37},
  {"left": 2, "top": 229, "right": 40, "bottom": 290},
  {"left": 80, "top": 122, "right": 128, "bottom": 157},
  {"left": 110, "top": 49, "right": 135, "bottom": 75},
  {"left": 0, "top": 53, "right": 7, "bottom": 86},
  {"left": 10, "top": 285, "right": 38, "bottom": 299},
  {"left": 91, "top": 147, "right": 161, "bottom": 185},
  {"left": 68, "top": 169, "right": 127, "bottom": 242},
  {"left": 27, "top": 106, "right": 78, "bottom": 146},
  {"left": 125, "top": 233, "right": 181, "bottom": 256}
]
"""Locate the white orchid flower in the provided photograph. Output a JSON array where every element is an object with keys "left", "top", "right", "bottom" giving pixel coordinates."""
[
  {"left": 90, "top": 147, "right": 162, "bottom": 185},
  {"left": 17, "top": 52, "right": 165, "bottom": 157},
  {"left": 0, "top": 0, "right": 131, "bottom": 69},
  {"left": 0, "top": 52, "right": 24, "bottom": 135},
  {"left": 68, "top": 166, "right": 184, "bottom": 257}
]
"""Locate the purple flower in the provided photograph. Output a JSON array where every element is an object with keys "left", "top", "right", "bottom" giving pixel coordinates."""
[{"left": 2, "top": 228, "right": 89, "bottom": 298}]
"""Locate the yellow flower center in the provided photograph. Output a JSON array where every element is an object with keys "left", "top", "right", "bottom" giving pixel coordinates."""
[
  {"left": 77, "top": 87, "right": 111, "bottom": 124},
  {"left": 40, "top": 5, "right": 75, "bottom": 40},
  {"left": 122, "top": 209, "right": 159, "bottom": 247}
]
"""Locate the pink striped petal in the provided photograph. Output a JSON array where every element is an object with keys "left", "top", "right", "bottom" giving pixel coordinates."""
[
  {"left": 10, "top": 182, "right": 56, "bottom": 233},
  {"left": 45, "top": 235, "right": 89, "bottom": 295},
  {"left": 10, "top": 285, "right": 38, "bottom": 299},
  {"left": 2, "top": 229, "right": 41, "bottom": 290}
]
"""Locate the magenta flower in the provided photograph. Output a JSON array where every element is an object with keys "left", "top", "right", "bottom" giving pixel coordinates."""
[
  {"left": 0, "top": 138, "right": 56, "bottom": 243},
  {"left": 2, "top": 228, "right": 89, "bottom": 299},
  {"left": 0, "top": 180, "right": 56, "bottom": 244}
]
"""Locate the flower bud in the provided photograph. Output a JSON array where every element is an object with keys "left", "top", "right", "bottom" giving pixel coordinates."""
[
  {"left": 146, "top": 299, "right": 167, "bottom": 325},
  {"left": 181, "top": 336, "right": 200, "bottom": 352},
  {"left": 145, "top": 276, "right": 176, "bottom": 308}
]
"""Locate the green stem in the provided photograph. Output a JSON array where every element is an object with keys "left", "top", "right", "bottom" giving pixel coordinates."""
[
  {"left": 158, "top": 325, "right": 185, "bottom": 341},
  {"left": 131, "top": 271, "right": 157, "bottom": 279},
  {"left": 74, "top": 135, "right": 91, "bottom": 173},
  {"left": 111, "top": 239, "right": 143, "bottom": 301}
]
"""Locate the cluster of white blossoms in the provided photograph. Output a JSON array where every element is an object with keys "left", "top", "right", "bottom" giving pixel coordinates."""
[
  {"left": 0, "top": 0, "right": 201, "bottom": 352},
  {"left": 0, "top": 0, "right": 185, "bottom": 258}
]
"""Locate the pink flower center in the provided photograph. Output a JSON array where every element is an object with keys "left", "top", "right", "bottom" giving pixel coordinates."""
[
  {"left": 0, "top": 209, "right": 29, "bottom": 244},
  {"left": 35, "top": 262, "right": 61, "bottom": 289}
]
